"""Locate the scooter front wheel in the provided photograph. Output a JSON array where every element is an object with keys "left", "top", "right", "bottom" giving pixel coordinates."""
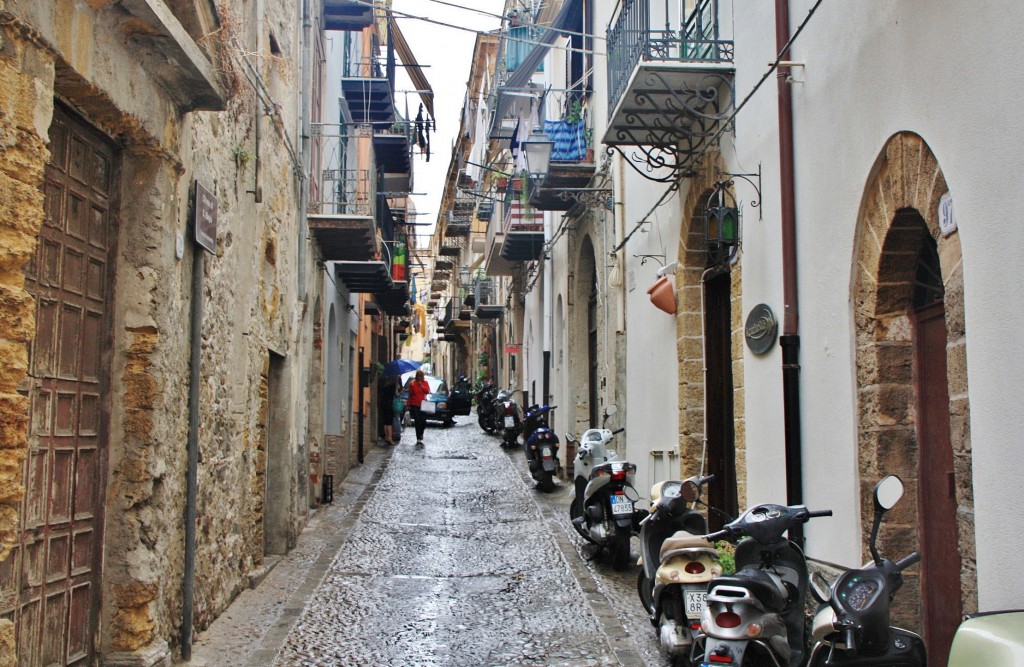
[{"left": 479, "top": 413, "right": 496, "bottom": 433}]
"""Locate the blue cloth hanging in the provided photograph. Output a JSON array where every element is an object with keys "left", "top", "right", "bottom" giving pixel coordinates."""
[{"left": 544, "top": 119, "right": 587, "bottom": 162}]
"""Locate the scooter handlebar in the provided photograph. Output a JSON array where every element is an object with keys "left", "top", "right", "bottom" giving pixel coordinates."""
[
  {"left": 807, "top": 509, "right": 833, "bottom": 518},
  {"left": 895, "top": 552, "right": 921, "bottom": 571},
  {"left": 612, "top": 427, "right": 625, "bottom": 435},
  {"left": 703, "top": 528, "right": 732, "bottom": 542}
]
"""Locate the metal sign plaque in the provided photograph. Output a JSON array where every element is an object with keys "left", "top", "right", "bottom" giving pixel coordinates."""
[
  {"left": 744, "top": 303, "right": 778, "bottom": 355},
  {"left": 193, "top": 180, "right": 218, "bottom": 254}
]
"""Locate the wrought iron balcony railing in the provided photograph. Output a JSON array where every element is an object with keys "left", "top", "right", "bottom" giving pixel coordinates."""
[{"left": 607, "top": 0, "right": 734, "bottom": 115}]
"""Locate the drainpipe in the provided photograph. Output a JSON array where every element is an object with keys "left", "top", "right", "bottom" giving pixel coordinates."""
[
  {"left": 775, "top": 0, "right": 804, "bottom": 545},
  {"left": 181, "top": 248, "right": 204, "bottom": 659},
  {"left": 299, "top": 0, "right": 312, "bottom": 302}
]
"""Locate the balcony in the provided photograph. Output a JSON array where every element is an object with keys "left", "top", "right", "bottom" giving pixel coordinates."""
[
  {"left": 439, "top": 236, "right": 464, "bottom": 257},
  {"left": 341, "top": 55, "right": 394, "bottom": 125},
  {"left": 500, "top": 201, "right": 545, "bottom": 262},
  {"left": 604, "top": 0, "right": 734, "bottom": 176},
  {"left": 323, "top": 0, "right": 378, "bottom": 31},
  {"left": 473, "top": 279, "right": 504, "bottom": 320},
  {"left": 374, "top": 121, "right": 413, "bottom": 193},
  {"left": 308, "top": 126, "right": 377, "bottom": 262},
  {"left": 445, "top": 197, "right": 475, "bottom": 237}
]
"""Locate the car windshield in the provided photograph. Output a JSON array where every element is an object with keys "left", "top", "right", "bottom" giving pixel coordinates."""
[{"left": 403, "top": 376, "right": 448, "bottom": 396}]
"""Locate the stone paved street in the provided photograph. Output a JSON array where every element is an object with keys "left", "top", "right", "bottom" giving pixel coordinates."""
[{"left": 186, "top": 416, "right": 678, "bottom": 667}]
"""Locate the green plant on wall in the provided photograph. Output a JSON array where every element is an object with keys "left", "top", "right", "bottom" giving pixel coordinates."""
[
  {"left": 564, "top": 99, "right": 582, "bottom": 124},
  {"left": 234, "top": 145, "right": 254, "bottom": 171}
]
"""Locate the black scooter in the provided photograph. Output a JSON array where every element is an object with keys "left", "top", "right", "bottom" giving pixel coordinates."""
[
  {"left": 449, "top": 375, "right": 472, "bottom": 417},
  {"left": 521, "top": 404, "right": 560, "bottom": 492},
  {"left": 807, "top": 475, "right": 925, "bottom": 666},
  {"left": 475, "top": 381, "right": 498, "bottom": 433}
]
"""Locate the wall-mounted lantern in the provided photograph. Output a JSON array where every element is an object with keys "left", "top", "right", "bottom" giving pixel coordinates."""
[{"left": 705, "top": 180, "right": 741, "bottom": 265}]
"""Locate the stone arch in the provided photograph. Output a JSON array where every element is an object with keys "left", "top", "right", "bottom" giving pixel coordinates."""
[
  {"left": 675, "top": 160, "right": 746, "bottom": 507},
  {"left": 570, "top": 235, "right": 598, "bottom": 434},
  {"left": 853, "top": 132, "right": 975, "bottom": 631}
]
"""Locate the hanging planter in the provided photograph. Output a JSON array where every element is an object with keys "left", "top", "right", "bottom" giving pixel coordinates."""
[{"left": 647, "top": 276, "right": 677, "bottom": 314}]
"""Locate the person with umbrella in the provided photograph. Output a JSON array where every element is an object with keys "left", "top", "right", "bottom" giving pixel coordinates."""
[{"left": 405, "top": 369, "right": 431, "bottom": 447}]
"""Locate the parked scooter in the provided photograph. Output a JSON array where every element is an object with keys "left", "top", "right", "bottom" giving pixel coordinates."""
[
  {"left": 637, "top": 474, "right": 721, "bottom": 663},
  {"left": 566, "top": 405, "right": 643, "bottom": 570},
  {"left": 521, "top": 404, "right": 560, "bottom": 492},
  {"left": 492, "top": 389, "right": 521, "bottom": 448},
  {"left": 807, "top": 475, "right": 924, "bottom": 666},
  {"left": 698, "top": 499, "right": 833, "bottom": 666},
  {"left": 475, "top": 380, "right": 498, "bottom": 433},
  {"left": 949, "top": 610, "right": 1024, "bottom": 665}
]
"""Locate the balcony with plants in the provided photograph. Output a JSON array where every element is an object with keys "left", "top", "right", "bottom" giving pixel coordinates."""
[
  {"left": 526, "top": 90, "right": 599, "bottom": 212},
  {"left": 604, "top": 0, "right": 734, "bottom": 180}
]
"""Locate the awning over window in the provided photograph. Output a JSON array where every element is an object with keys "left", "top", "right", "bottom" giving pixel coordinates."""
[{"left": 392, "top": 19, "right": 434, "bottom": 119}]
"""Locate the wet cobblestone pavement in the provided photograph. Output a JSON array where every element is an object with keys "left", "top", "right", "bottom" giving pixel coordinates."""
[{"left": 187, "top": 417, "right": 679, "bottom": 667}]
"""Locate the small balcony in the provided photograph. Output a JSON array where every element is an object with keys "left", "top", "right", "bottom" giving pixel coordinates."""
[
  {"left": 473, "top": 279, "right": 504, "bottom": 320},
  {"left": 341, "top": 55, "right": 394, "bottom": 125},
  {"left": 308, "top": 125, "right": 377, "bottom": 261},
  {"left": 323, "top": 0, "right": 378, "bottom": 31},
  {"left": 439, "top": 236, "right": 464, "bottom": 257},
  {"left": 374, "top": 120, "right": 413, "bottom": 194},
  {"left": 445, "top": 198, "right": 474, "bottom": 237},
  {"left": 500, "top": 201, "right": 545, "bottom": 262},
  {"left": 604, "top": 0, "right": 734, "bottom": 172}
]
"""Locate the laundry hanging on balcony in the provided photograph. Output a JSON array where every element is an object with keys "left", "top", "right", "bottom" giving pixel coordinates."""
[{"left": 544, "top": 118, "right": 587, "bottom": 162}]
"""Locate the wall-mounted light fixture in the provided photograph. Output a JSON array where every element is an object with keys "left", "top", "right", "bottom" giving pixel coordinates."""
[{"left": 705, "top": 181, "right": 741, "bottom": 265}]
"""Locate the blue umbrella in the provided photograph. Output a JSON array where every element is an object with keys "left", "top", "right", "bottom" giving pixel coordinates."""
[{"left": 383, "top": 359, "right": 422, "bottom": 377}]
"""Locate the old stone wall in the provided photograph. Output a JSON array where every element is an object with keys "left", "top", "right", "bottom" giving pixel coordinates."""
[
  {"left": 0, "top": 15, "right": 52, "bottom": 665},
  {"left": 0, "top": 0, "right": 320, "bottom": 662}
]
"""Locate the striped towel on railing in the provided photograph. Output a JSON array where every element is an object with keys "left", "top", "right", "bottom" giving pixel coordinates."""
[{"left": 544, "top": 119, "right": 587, "bottom": 162}]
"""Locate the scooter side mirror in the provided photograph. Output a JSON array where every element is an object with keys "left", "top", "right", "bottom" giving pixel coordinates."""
[
  {"left": 602, "top": 404, "right": 617, "bottom": 426},
  {"left": 680, "top": 479, "right": 701, "bottom": 503},
  {"left": 874, "top": 475, "right": 904, "bottom": 511},
  {"left": 564, "top": 433, "right": 577, "bottom": 444}
]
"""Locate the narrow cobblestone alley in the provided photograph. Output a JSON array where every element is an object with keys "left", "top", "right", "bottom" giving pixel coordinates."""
[{"left": 187, "top": 417, "right": 677, "bottom": 667}]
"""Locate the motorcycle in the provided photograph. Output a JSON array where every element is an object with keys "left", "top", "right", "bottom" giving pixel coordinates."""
[
  {"left": 521, "top": 404, "right": 560, "bottom": 492},
  {"left": 566, "top": 405, "right": 643, "bottom": 570},
  {"left": 807, "top": 475, "right": 925, "bottom": 667},
  {"left": 698, "top": 499, "right": 833, "bottom": 666},
  {"left": 637, "top": 474, "right": 721, "bottom": 664},
  {"left": 475, "top": 380, "right": 498, "bottom": 433},
  {"left": 491, "top": 389, "right": 521, "bottom": 448}
]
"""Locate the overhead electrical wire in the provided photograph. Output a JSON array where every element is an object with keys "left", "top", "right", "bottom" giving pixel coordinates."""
[{"left": 346, "top": 0, "right": 607, "bottom": 54}]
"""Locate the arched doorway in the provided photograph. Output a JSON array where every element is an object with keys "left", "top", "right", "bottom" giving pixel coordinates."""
[
  {"left": 572, "top": 237, "right": 599, "bottom": 431},
  {"left": 675, "top": 165, "right": 744, "bottom": 522},
  {"left": 854, "top": 132, "right": 975, "bottom": 663}
]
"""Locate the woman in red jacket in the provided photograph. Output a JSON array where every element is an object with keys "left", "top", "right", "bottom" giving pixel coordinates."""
[{"left": 406, "top": 370, "right": 431, "bottom": 447}]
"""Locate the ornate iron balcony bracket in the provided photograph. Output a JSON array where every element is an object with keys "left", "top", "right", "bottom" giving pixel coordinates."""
[{"left": 716, "top": 164, "right": 762, "bottom": 221}]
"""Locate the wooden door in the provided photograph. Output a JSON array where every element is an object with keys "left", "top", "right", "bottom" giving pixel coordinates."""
[
  {"left": 703, "top": 273, "right": 737, "bottom": 530},
  {"left": 0, "top": 106, "right": 117, "bottom": 666},
  {"left": 913, "top": 301, "right": 961, "bottom": 665}
]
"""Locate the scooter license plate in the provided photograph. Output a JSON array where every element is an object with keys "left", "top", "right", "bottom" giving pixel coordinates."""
[
  {"left": 610, "top": 495, "right": 633, "bottom": 516},
  {"left": 684, "top": 589, "right": 707, "bottom": 615},
  {"left": 504, "top": 416, "right": 515, "bottom": 428}
]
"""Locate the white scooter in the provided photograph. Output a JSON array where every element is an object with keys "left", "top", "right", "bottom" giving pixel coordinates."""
[{"left": 566, "top": 406, "right": 642, "bottom": 570}]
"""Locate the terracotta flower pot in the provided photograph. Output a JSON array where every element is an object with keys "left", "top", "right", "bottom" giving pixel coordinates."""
[{"left": 647, "top": 276, "right": 677, "bottom": 314}]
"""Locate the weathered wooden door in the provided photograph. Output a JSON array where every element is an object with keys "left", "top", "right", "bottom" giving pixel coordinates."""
[
  {"left": 1, "top": 105, "right": 117, "bottom": 665},
  {"left": 913, "top": 301, "right": 961, "bottom": 665},
  {"left": 703, "top": 272, "right": 737, "bottom": 530}
]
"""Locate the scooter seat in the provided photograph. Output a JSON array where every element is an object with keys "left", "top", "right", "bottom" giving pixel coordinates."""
[
  {"left": 710, "top": 570, "right": 788, "bottom": 610},
  {"left": 659, "top": 534, "right": 719, "bottom": 562}
]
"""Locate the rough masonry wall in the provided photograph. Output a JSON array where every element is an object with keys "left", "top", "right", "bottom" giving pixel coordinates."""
[{"left": 0, "top": 18, "right": 52, "bottom": 666}]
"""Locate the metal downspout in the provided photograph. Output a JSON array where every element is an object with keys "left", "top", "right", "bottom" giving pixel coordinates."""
[
  {"left": 181, "top": 248, "right": 204, "bottom": 659},
  {"left": 776, "top": 0, "right": 804, "bottom": 545},
  {"left": 299, "top": 0, "right": 312, "bottom": 301}
]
